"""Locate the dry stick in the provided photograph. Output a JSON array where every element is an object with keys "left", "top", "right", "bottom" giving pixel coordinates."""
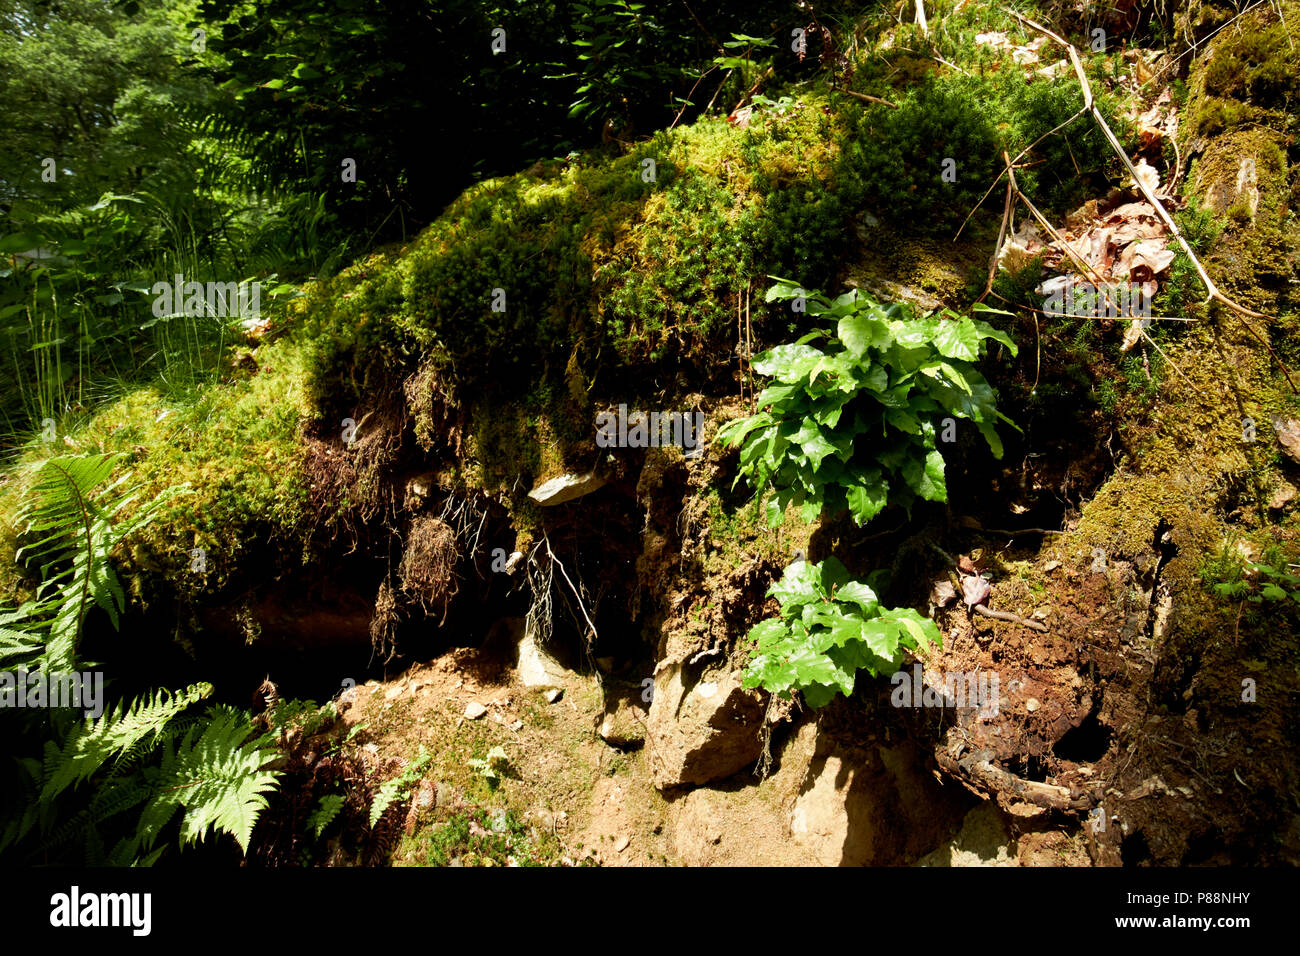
[
  {"left": 704, "top": 68, "right": 734, "bottom": 113},
  {"left": 1138, "top": 0, "right": 1269, "bottom": 93},
  {"left": 745, "top": 283, "right": 754, "bottom": 414},
  {"left": 933, "top": 55, "right": 970, "bottom": 75},
  {"left": 834, "top": 86, "right": 899, "bottom": 108},
  {"left": 738, "top": 288, "right": 747, "bottom": 410},
  {"left": 731, "top": 65, "right": 775, "bottom": 116},
  {"left": 1005, "top": 7, "right": 1298, "bottom": 391},
  {"left": 1004, "top": 159, "right": 1198, "bottom": 391},
  {"left": 974, "top": 603, "right": 1049, "bottom": 632},
  {"left": 954, "top": 104, "right": 1088, "bottom": 242},
  {"left": 669, "top": 66, "right": 716, "bottom": 130},
  {"left": 915, "top": 0, "right": 929, "bottom": 35}
]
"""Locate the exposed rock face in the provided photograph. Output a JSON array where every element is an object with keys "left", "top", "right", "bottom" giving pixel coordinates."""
[
  {"left": 667, "top": 718, "right": 973, "bottom": 866},
  {"left": 1272, "top": 417, "right": 1300, "bottom": 465},
  {"left": 646, "top": 661, "right": 766, "bottom": 788},
  {"left": 787, "top": 725, "right": 972, "bottom": 866},
  {"left": 915, "top": 804, "right": 1018, "bottom": 867},
  {"left": 514, "top": 622, "right": 571, "bottom": 688},
  {"left": 599, "top": 682, "right": 648, "bottom": 748}
]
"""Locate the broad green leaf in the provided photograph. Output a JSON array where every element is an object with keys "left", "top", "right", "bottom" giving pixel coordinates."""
[
  {"left": 933, "top": 317, "right": 981, "bottom": 361},
  {"left": 838, "top": 312, "right": 892, "bottom": 357},
  {"left": 972, "top": 318, "right": 1018, "bottom": 355},
  {"left": 752, "top": 344, "right": 824, "bottom": 383},
  {"left": 846, "top": 479, "right": 888, "bottom": 527}
]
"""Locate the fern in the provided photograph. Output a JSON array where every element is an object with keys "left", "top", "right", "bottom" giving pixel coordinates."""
[
  {"left": 40, "top": 682, "right": 214, "bottom": 802},
  {"left": 0, "top": 452, "right": 279, "bottom": 865},
  {"left": 133, "top": 706, "right": 281, "bottom": 854},
  {"left": 14, "top": 453, "right": 188, "bottom": 671},
  {"left": 369, "top": 745, "right": 431, "bottom": 827},
  {"left": 306, "top": 793, "right": 345, "bottom": 839}
]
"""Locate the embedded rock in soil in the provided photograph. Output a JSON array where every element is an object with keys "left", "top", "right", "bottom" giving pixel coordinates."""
[
  {"left": 514, "top": 620, "right": 571, "bottom": 687},
  {"left": 526, "top": 471, "right": 606, "bottom": 506},
  {"left": 787, "top": 725, "right": 970, "bottom": 866},
  {"left": 599, "top": 682, "right": 648, "bottom": 749},
  {"left": 646, "top": 662, "right": 765, "bottom": 788},
  {"left": 915, "top": 804, "right": 1018, "bottom": 867},
  {"left": 1272, "top": 417, "right": 1300, "bottom": 465}
]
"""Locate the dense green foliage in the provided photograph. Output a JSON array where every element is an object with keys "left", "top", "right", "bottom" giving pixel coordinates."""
[
  {"left": 844, "top": 69, "right": 1135, "bottom": 232},
  {"left": 13, "top": 454, "right": 187, "bottom": 671},
  {"left": 0, "top": 453, "right": 280, "bottom": 864},
  {"left": 193, "top": 0, "right": 839, "bottom": 239},
  {"left": 742, "top": 556, "right": 940, "bottom": 707},
  {"left": 718, "top": 280, "right": 1018, "bottom": 528}
]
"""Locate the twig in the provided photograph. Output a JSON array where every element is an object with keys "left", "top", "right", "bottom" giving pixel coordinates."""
[
  {"left": 669, "top": 66, "right": 716, "bottom": 130},
  {"left": 1004, "top": 6, "right": 1297, "bottom": 391},
  {"left": 834, "top": 86, "right": 899, "bottom": 108},
  {"left": 731, "top": 65, "right": 775, "bottom": 115},
  {"left": 704, "top": 69, "right": 734, "bottom": 113},
  {"left": 973, "top": 603, "right": 1049, "bottom": 632}
]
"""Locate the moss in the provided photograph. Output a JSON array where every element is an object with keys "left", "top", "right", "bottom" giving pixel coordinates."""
[
  {"left": 1184, "top": 4, "right": 1300, "bottom": 139},
  {"left": 0, "top": 334, "right": 320, "bottom": 609}
]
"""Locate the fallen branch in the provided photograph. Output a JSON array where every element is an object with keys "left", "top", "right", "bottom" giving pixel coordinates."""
[
  {"left": 974, "top": 603, "right": 1049, "bottom": 632},
  {"left": 1002, "top": 156, "right": 1198, "bottom": 391},
  {"left": 935, "top": 745, "right": 1096, "bottom": 810},
  {"left": 834, "top": 85, "right": 898, "bottom": 108}
]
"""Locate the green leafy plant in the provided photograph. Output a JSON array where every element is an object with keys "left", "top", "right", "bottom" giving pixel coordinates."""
[
  {"left": 0, "top": 452, "right": 279, "bottom": 865},
  {"left": 717, "top": 280, "right": 1018, "bottom": 528},
  {"left": 1204, "top": 542, "right": 1300, "bottom": 606},
  {"left": 467, "top": 745, "right": 510, "bottom": 784},
  {"left": 742, "top": 556, "right": 940, "bottom": 707},
  {"left": 306, "top": 793, "right": 346, "bottom": 840},
  {"left": 14, "top": 453, "right": 188, "bottom": 671},
  {"left": 369, "top": 745, "right": 432, "bottom": 827}
]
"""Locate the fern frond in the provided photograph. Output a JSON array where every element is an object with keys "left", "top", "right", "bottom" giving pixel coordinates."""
[
  {"left": 137, "top": 705, "right": 281, "bottom": 855},
  {"left": 40, "top": 682, "right": 213, "bottom": 803},
  {"left": 14, "top": 454, "right": 190, "bottom": 671}
]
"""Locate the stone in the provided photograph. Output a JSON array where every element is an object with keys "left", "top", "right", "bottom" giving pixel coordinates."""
[
  {"left": 1025, "top": 697, "right": 1040, "bottom": 713},
  {"left": 516, "top": 624, "right": 570, "bottom": 687},
  {"left": 527, "top": 471, "right": 606, "bottom": 506},
  {"left": 614, "top": 835, "right": 630, "bottom": 853},
  {"left": 465, "top": 702, "right": 488, "bottom": 720},
  {"left": 646, "top": 663, "right": 766, "bottom": 788},
  {"left": 599, "top": 683, "right": 648, "bottom": 749},
  {"left": 1268, "top": 479, "right": 1297, "bottom": 513},
  {"left": 930, "top": 579, "right": 958, "bottom": 607},
  {"left": 1272, "top": 417, "right": 1300, "bottom": 465},
  {"left": 916, "top": 804, "right": 1018, "bottom": 867},
  {"left": 545, "top": 688, "right": 563, "bottom": 703}
]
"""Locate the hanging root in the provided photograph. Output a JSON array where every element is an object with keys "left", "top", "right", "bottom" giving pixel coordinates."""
[
  {"left": 523, "top": 539, "right": 554, "bottom": 651},
  {"left": 543, "top": 532, "right": 601, "bottom": 659}
]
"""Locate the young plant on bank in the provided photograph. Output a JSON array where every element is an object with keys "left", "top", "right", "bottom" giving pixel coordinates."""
[{"left": 719, "top": 280, "right": 1019, "bottom": 706}]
